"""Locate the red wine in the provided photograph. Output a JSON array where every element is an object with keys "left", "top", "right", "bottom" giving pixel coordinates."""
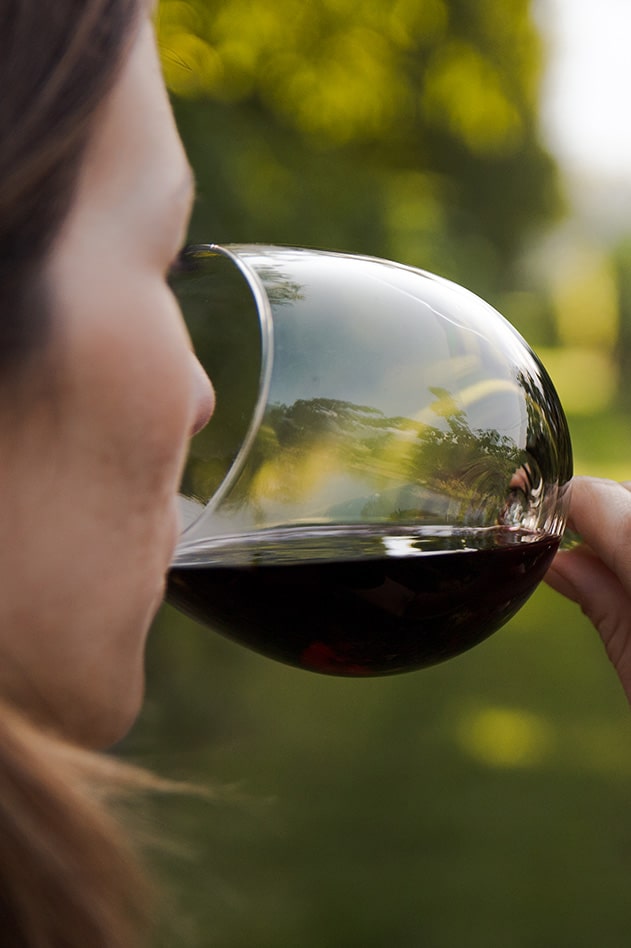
[{"left": 167, "top": 527, "right": 559, "bottom": 676}]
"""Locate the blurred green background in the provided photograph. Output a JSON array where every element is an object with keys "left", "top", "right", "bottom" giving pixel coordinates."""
[{"left": 121, "top": 2, "right": 631, "bottom": 945}]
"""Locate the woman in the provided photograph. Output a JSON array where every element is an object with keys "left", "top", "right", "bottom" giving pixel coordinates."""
[
  {"left": 0, "top": 1, "right": 212, "bottom": 944},
  {"left": 1, "top": 1, "right": 629, "bottom": 945}
]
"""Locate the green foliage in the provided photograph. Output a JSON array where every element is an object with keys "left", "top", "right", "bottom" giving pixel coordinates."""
[{"left": 156, "top": 0, "right": 562, "bottom": 293}]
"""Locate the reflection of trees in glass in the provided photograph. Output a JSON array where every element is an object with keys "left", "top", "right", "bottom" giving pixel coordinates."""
[
  {"left": 516, "top": 367, "right": 573, "bottom": 486},
  {"left": 411, "top": 387, "right": 522, "bottom": 516},
  {"left": 226, "top": 389, "right": 548, "bottom": 527},
  {"left": 256, "top": 265, "right": 305, "bottom": 306}
]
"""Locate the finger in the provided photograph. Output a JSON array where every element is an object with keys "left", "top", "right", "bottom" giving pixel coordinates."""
[
  {"left": 546, "top": 547, "right": 631, "bottom": 704},
  {"left": 562, "top": 476, "right": 631, "bottom": 600}
]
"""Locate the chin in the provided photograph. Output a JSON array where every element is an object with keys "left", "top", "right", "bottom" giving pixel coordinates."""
[
  {"left": 59, "top": 674, "right": 146, "bottom": 750},
  {"left": 79, "top": 705, "right": 142, "bottom": 750},
  {"left": 98, "top": 701, "right": 143, "bottom": 749}
]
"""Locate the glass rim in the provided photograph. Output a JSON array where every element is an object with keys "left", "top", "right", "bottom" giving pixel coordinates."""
[{"left": 177, "top": 243, "right": 274, "bottom": 534}]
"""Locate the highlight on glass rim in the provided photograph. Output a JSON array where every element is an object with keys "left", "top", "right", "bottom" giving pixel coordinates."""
[{"left": 3, "top": 1, "right": 631, "bottom": 946}]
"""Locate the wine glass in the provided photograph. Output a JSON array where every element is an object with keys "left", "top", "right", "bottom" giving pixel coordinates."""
[{"left": 167, "top": 244, "right": 572, "bottom": 676}]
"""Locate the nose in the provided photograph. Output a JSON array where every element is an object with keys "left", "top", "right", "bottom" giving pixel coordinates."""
[{"left": 190, "top": 354, "right": 215, "bottom": 436}]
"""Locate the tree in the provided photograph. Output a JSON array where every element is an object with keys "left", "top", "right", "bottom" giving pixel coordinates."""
[{"left": 157, "top": 0, "right": 562, "bottom": 299}]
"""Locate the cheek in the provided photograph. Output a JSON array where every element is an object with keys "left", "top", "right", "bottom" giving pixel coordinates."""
[{"left": 64, "top": 280, "right": 196, "bottom": 491}]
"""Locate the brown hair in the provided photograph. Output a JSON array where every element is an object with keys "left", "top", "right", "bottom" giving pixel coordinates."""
[
  {"left": 0, "top": 0, "right": 139, "bottom": 373},
  {"left": 0, "top": 702, "right": 153, "bottom": 948},
  {"left": 0, "top": 2, "right": 161, "bottom": 946}
]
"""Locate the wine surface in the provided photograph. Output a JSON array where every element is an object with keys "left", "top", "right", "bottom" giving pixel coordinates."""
[{"left": 167, "top": 527, "right": 559, "bottom": 676}]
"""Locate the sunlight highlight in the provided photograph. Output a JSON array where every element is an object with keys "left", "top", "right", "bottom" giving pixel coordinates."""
[
  {"left": 455, "top": 705, "right": 554, "bottom": 769},
  {"left": 552, "top": 250, "right": 619, "bottom": 350},
  {"left": 536, "top": 346, "right": 618, "bottom": 416},
  {"left": 421, "top": 41, "right": 523, "bottom": 155}
]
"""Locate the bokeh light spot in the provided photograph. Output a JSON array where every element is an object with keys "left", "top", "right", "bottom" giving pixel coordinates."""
[{"left": 455, "top": 705, "right": 554, "bottom": 768}]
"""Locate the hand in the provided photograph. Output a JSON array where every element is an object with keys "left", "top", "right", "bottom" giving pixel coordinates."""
[{"left": 545, "top": 476, "right": 631, "bottom": 704}]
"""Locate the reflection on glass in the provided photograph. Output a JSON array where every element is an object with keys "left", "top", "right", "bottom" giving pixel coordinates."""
[{"left": 168, "top": 245, "right": 572, "bottom": 676}]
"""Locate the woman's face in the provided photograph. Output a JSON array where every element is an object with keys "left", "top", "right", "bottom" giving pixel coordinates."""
[{"left": 0, "top": 16, "right": 214, "bottom": 747}]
